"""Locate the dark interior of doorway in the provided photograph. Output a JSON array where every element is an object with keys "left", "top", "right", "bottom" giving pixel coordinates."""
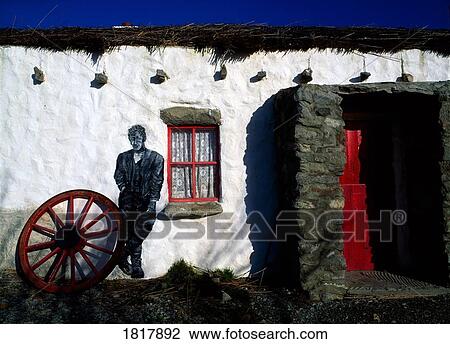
[{"left": 341, "top": 92, "right": 448, "bottom": 286}]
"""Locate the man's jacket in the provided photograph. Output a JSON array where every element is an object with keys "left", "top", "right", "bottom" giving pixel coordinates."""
[{"left": 114, "top": 148, "right": 164, "bottom": 201}]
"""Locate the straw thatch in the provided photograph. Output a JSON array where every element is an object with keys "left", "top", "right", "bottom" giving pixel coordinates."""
[{"left": 1, "top": 25, "right": 449, "bottom": 61}]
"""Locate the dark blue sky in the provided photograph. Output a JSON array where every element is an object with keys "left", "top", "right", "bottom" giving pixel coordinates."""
[{"left": 1, "top": 0, "right": 449, "bottom": 29}]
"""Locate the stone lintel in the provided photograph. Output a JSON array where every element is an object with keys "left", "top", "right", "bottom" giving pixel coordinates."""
[
  {"left": 160, "top": 106, "right": 221, "bottom": 126},
  {"left": 159, "top": 202, "right": 223, "bottom": 220}
]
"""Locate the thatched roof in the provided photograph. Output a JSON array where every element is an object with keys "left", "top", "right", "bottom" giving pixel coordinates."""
[{"left": 1, "top": 25, "right": 450, "bottom": 60}]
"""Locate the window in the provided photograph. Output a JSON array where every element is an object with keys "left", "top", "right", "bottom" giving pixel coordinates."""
[{"left": 168, "top": 126, "right": 220, "bottom": 202}]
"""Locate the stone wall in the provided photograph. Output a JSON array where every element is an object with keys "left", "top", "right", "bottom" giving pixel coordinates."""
[
  {"left": 274, "top": 81, "right": 450, "bottom": 300},
  {"left": 438, "top": 85, "right": 450, "bottom": 283},
  {"left": 274, "top": 85, "right": 347, "bottom": 301}
]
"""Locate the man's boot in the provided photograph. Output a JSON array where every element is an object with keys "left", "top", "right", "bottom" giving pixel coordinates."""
[
  {"left": 117, "top": 248, "right": 132, "bottom": 276},
  {"left": 130, "top": 243, "right": 144, "bottom": 279}
]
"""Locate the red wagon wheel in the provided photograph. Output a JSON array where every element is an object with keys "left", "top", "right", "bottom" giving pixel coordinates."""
[{"left": 16, "top": 189, "right": 125, "bottom": 293}]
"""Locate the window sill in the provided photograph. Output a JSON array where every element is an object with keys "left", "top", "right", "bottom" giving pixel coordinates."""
[{"left": 158, "top": 202, "right": 223, "bottom": 220}]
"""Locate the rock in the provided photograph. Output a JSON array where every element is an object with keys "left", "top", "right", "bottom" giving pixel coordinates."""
[
  {"left": 94, "top": 72, "right": 108, "bottom": 85},
  {"left": 299, "top": 68, "right": 313, "bottom": 84},
  {"left": 33, "top": 67, "right": 45, "bottom": 82},
  {"left": 257, "top": 70, "right": 266, "bottom": 79},
  {"left": 160, "top": 106, "right": 221, "bottom": 126},
  {"left": 159, "top": 202, "right": 223, "bottom": 220},
  {"left": 359, "top": 71, "right": 371, "bottom": 81},
  {"left": 219, "top": 65, "right": 227, "bottom": 80},
  {"left": 398, "top": 73, "right": 414, "bottom": 82},
  {"left": 155, "top": 69, "right": 169, "bottom": 83},
  {"left": 251, "top": 70, "right": 266, "bottom": 82},
  {"left": 221, "top": 291, "right": 232, "bottom": 303}
]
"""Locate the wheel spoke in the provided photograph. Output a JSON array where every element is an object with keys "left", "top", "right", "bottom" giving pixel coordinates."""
[
  {"left": 66, "top": 195, "right": 74, "bottom": 226},
  {"left": 44, "top": 252, "right": 61, "bottom": 282},
  {"left": 79, "top": 250, "right": 99, "bottom": 274},
  {"left": 83, "top": 249, "right": 102, "bottom": 260},
  {"left": 26, "top": 240, "right": 55, "bottom": 253},
  {"left": 74, "top": 256, "right": 87, "bottom": 280},
  {"left": 75, "top": 197, "right": 94, "bottom": 229},
  {"left": 31, "top": 247, "right": 61, "bottom": 271},
  {"left": 80, "top": 209, "right": 110, "bottom": 234},
  {"left": 84, "top": 241, "right": 114, "bottom": 255},
  {"left": 70, "top": 251, "right": 76, "bottom": 285},
  {"left": 32, "top": 224, "right": 55, "bottom": 238},
  {"left": 83, "top": 226, "right": 117, "bottom": 240},
  {"left": 47, "top": 251, "right": 67, "bottom": 282},
  {"left": 47, "top": 207, "right": 64, "bottom": 230}
]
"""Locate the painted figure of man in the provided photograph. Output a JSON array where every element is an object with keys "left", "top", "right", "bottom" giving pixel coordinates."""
[{"left": 114, "top": 125, "right": 164, "bottom": 278}]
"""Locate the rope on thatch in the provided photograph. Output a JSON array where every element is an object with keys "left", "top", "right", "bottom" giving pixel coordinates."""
[{"left": 0, "top": 25, "right": 449, "bottom": 61}]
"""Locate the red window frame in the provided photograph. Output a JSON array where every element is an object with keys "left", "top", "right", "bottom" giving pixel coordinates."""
[{"left": 168, "top": 125, "right": 220, "bottom": 202}]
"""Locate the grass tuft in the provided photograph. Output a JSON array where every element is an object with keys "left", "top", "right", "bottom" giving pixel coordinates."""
[{"left": 164, "top": 259, "right": 199, "bottom": 285}]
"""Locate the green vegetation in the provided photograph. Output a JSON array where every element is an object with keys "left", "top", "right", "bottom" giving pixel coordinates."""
[
  {"left": 211, "top": 267, "right": 236, "bottom": 282},
  {"left": 164, "top": 259, "right": 199, "bottom": 285},
  {"left": 164, "top": 259, "right": 237, "bottom": 285}
]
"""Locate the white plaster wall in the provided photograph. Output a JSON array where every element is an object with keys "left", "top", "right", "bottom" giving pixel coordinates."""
[{"left": 0, "top": 46, "right": 449, "bottom": 277}]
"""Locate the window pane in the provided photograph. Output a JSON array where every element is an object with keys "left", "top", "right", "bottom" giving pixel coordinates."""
[
  {"left": 171, "top": 129, "right": 192, "bottom": 162},
  {"left": 171, "top": 166, "right": 192, "bottom": 198},
  {"left": 195, "top": 165, "right": 217, "bottom": 198},
  {"left": 195, "top": 129, "right": 217, "bottom": 162}
]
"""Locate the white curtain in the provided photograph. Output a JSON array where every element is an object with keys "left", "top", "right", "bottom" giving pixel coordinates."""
[
  {"left": 196, "top": 165, "right": 215, "bottom": 198},
  {"left": 195, "top": 130, "right": 216, "bottom": 198},
  {"left": 171, "top": 166, "right": 192, "bottom": 198},
  {"left": 171, "top": 130, "right": 192, "bottom": 198},
  {"left": 195, "top": 130, "right": 216, "bottom": 161},
  {"left": 171, "top": 130, "right": 192, "bottom": 162},
  {"left": 171, "top": 129, "right": 217, "bottom": 199}
]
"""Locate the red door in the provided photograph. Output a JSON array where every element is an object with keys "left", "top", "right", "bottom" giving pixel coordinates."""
[{"left": 340, "top": 129, "right": 374, "bottom": 271}]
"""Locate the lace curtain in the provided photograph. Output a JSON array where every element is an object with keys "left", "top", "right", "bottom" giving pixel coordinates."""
[
  {"left": 195, "top": 130, "right": 216, "bottom": 198},
  {"left": 171, "top": 129, "right": 217, "bottom": 199}
]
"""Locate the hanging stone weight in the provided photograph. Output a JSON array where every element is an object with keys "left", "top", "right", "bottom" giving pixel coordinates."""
[
  {"left": 155, "top": 69, "right": 169, "bottom": 83},
  {"left": 359, "top": 71, "right": 371, "bottom": 81},
  {"left": 299, "top": 68, "right": 313, "bottom": 84},
  {"left": 399, "top": 73, "right": 414, "bottom": 82},
  {"left": 95, "top": 72, "right": 108, "bottom": 85},
  {"left": 33, "top": 66, "right": 45, "bottom": 83},
  {"left": 219, "top": 65, "right": 227, "bottom": 80},
  {"left": 250, "top": 70, "right": 267, "bottom": 82}
]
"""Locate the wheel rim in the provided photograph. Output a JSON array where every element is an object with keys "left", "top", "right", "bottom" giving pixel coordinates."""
[{"left": 17, "top": 189, "right": 125, "bottom": 293}]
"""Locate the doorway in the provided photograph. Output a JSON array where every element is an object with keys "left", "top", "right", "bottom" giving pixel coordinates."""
[{"left": 340, "top": 92, "right": 448, "bottom": 285}]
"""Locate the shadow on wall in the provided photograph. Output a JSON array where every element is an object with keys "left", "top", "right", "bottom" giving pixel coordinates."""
[
  {"left": 0, "top": 168, "right": 34, "bottom": 270},
  {"left": 0, "top": 208, "right": 34, "bottom": 270},
  {"left": 244, "top": 95, "right": 296, "bottom": 286},
  {"left": 0, "top": 167, "right": 12, "bottom": 208}
]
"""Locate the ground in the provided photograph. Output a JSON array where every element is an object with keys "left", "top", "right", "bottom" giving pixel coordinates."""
[{"left": 1, "top": 269, "right": 450, "bottom": 323}]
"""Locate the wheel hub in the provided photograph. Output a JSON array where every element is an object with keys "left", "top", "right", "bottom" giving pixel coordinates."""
[{"left": 55, "top": 225, "right": 82, "bottom": 249}]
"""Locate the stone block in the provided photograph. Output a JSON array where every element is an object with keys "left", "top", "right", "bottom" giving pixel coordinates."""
[
  {"left": 160, "top": 202, "right": 223, "bottom": 219},
  {"left": 160, "top": 107, "right": 221, "bottom": 125},
  {"left": 298, "top": 116, "right": 324, "bottom": 128},
  {"left": 295, "top": 126, "right": 321, "bottom": 140}
]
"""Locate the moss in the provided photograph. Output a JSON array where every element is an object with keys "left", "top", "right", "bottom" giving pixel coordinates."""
[
  {"left": 164, "top": 259, "right": 199, "bottom": 285},
  {"left": 211, "top": 267, "right": 236, "bottom": 282}
]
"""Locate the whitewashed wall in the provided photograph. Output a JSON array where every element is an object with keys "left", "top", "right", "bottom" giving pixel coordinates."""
[{"left": 0, "top": 46, "right": 449, "bottom": 277}]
